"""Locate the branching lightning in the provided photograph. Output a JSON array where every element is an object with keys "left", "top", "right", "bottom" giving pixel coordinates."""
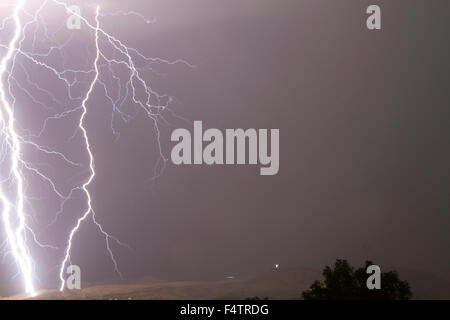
[
  {"left": 0, "top": 0, "right": 35, "bottom": 296},
  {"left": 0, "top": 0, "right": 191, "bottom": 295},
  {"left": 58, "top": 5, "right": 100, "bottom": 292}
]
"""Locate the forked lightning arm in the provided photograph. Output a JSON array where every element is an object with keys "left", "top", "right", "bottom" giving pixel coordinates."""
[{"left": 58, "top": 5, "right": 100, "bottom": 292}]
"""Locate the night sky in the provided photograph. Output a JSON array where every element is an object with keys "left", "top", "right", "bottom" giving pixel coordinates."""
[{"left": 0, "top": 0, "right": 449, "bottom": 296}]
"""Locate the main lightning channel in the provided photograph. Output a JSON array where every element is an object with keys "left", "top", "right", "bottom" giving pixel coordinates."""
[
  {"left": 58, "top": 6, "right": 101, "bottom": 292},
  {"left": 0, "top": 0, "right": 36, "bottom": 296}
]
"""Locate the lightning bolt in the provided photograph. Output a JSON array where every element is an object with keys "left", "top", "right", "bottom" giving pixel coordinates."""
[
  {"left": 58, "top": 5, "right": 101, "bottom": 292},
  {"left": 0, "top": 0, "right": 35, "bottom": 296},
  {"left": 0, "top": 0, "right": 191, "bottom": 295}
]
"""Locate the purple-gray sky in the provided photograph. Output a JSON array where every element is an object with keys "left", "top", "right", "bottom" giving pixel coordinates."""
[{"left": 0, "top": 0, "right": 449, "bottom": 296}]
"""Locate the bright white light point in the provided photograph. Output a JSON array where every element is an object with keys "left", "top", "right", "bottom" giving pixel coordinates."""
[{"left": 275, "top": 264, "right": 279, "bottom": 269}]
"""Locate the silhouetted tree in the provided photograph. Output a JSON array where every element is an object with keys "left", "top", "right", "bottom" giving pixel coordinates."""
[
  {"left": 302, "top": 259, "right": 412, "bottom": 300},
  {"left": 245, "top": 296, "right": 269, "bottom": 300}
]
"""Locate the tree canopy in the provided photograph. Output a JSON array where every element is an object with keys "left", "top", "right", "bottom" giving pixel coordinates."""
[{"left": 302, "top": 259, "right": 412, "bottom": 300}]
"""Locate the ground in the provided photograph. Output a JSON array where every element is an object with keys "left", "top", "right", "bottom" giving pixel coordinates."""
[{"left": 2, "top": 267, "right": 449, "bottom": 300}]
